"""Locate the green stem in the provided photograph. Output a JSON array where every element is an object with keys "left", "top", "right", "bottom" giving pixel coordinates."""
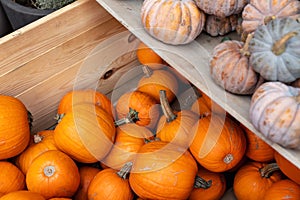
[
  {"left": 117, "top": 162, "right": 133, "bottom": 179},
  {"left": 272, "top": 32, "right": 298, "bottom": 56},
  {"left": 159, "top": 90, "right": 177, "bottom": 123},
  {"left": 114, "top": 108, "right": 139, "bottom": 127},
  {"left": 259, "top": 163, "right": 280, "bottom": 178},
  {"left": 194, "top": 175, "right": 212, "bottom": 189}
]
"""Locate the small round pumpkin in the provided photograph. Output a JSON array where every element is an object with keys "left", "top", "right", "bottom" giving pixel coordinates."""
[
  {"left": 249, "top": 17, "right": 300, "bottom": 83},
  {"left": 249, "top": 81, "right": 300, "bottom": 149},
  {"left": 0, "top": 95, "right": 30, "bottom": 160},
  {"left": 141, "top": 0, "right": 206, "bottom": 45},
  {"left": 264, "top": 179, "right": 300, "bottom": 200},
  {"left": 136, "top": 41, "right": 164, "bottom": 70},
  {"left": 204, "top": 14, "right": 239, "bottom": 36},
  {"left": 0, "top": 161, "right": 25, "bottom": 195},
  {"left": 0, "top": 191, "right": 45, "bottom": 200},
  {"left": 48, "top": 198, "right": 72, "bottom": 200},
  {"left": 26, "top": 150, "right": 80, "bottom": 199}
]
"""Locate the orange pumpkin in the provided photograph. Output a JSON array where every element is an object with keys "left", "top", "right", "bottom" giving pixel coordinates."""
[
  {"left": 74, "top": 166, "right": 101, "bottom": 200},
  {"left": 26, "top": 150, "right": 80, "bottom": 199},
  {"left": 0, "top": 191, "right": 45, "bottom": 200},
  {"left": 48, "top": 198, "right": 72, "bottom": 200},
  {"left": 115, "top": 91, "right": 160, "bottom": 130},
  {"left": 15, "top": 130, "right": 58, "bottom": 174},
  {"left": 87, "top": 162, "right": 134, "bottom": 200},
  {"left": 0, "top": 95, "right": 30, "bottom": 160},
  {"left": 136, "top": 41, "right": 164, "bottom": 70},
  {"left": 190, "top": 115, "right": 246, "bottom": 172},
  {"left": 54, "top": 103, "right": 116, "bottom": 163},
  {"left": 243, "top": 126, "right": 275, "bottom": 162},
  {"left": 0, "top": 161, "right": 25, "bottom": 195},
  {"left": 129, "top": 141, "right": 198, "bottom": 200},
  {"left": 264, "top": 179, "right": 300, "bottom": 200},
  {"left": 274, "top": 151, "right": 300, "bottom": 185},
  {"left": 233, "top": 162, "right": 283, "bottom": 200},
  {"left": 189, "top": 167, "right": 226, "bottom": 200},
  {"left": 101, "top": 124, "right": 151, "bottom": 170}
]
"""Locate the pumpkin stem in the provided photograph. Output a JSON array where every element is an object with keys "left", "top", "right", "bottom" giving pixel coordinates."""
[
  {"left": 33, "top": 134, "right": 44, "bottom": 144},
  {"left": 142, "top": 65, "right": 153, "bottom": 78},
  {"left": 160, "top": 90, "right": 177, "bottom": 122},
  {"left": 240, "top": 33, "right": 253, "bottom": 57},
  {"left": 272, "top": 32, "right": 298, "bottom": 56},
  {"left": 259, "top": 163, "right": 280, "bottom": 178},
  {"left": 114, "top": 108, "right": 139, "bottom": 127},
  {"left": 54, "top": 113, "right": 65, "bottom": 123},
  {"left": 144, "top": 137, "right": 160, "bottom": 144},
  {"left": 264, "top": 15, "right": 276, "bottom": 25},
  {"left": 194, "top": 175, "right": 212, "bottom": 189},
  {"left": 44, "top": 166, "right": 56, "bottom": 177},
  {"left": 223, "top": 154, "right": 234, "bottom": 164},
  {"left": 117, "top": 162, "right": 133, "bottom": 179}
]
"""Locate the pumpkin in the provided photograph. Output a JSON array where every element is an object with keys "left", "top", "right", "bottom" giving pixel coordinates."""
[
  {"left": 0, "top": 161, "right": 25, "bottom": 195},
  {"left": 129, "top": 141, "right": 198, "bottom": 200},
  {"left": 48, "top": 199, "right": 72, "bottom": 200},
  {"left": 101, "top": 124, "right": 151, "bottom": 170},
  {"left": 15, "top": 130, "right": 58, "bottom": 174},
  {"left": 190, "top": 115, "right": 246, "bottom": 172},
  {"left": 74, "top": 166, "right": 101, "bottom": 200},
  {"left": 136, "top": 41, "right": 164, "bottom": 70},
  {"left": 189, "top": 167, "right": 226, "bottom": 200},
  {"left": 0, "top": 95, "right": 30, "bottom": 160},
  {"left": 264, "top": 179, "right": 300, "bottom": 200},
  {"left": 210, "top": 34, "right": 264, "bottom": 95},
  {"left": 249, "top": 81, "right": 300, "bottom": 149},
  {"left": 204, "top": 14, "right": 239, "bottom": 36},
  {"left": 274, "top": 151, "right": 300, "bottom": 185},
  {"left": 242, "top": 0, "right": 300, "bottom": 34},
  {"left": 87, "top": 162, "right": 134, "bottom": 200},
  {"left": 141, "top": 0, "right": 206, "bottom": 45},
  {"left": 137, "top": 66, "right": 178, "bottom": 103},
  {"left": 0, "top": 191, "right": 45, "bottom": 200},
  {"left": 243, "top": 126, "right": 275, "bottom": 162},
  {"left": 248, "top": 18, "right": 300, "bottom": 83},
  {"left": 54, "top": 103, "right": 116, "bottom": 163},
  {"left": 26, "top": 150, "right": 80, "bottom": 199},
  {"left": 156, "top": 90, "right": 199, "bottom": 147},
  {"left": 233, "top": 162, "right": 283, "bottom": 200},
  {"left": 115, "top": 91, "right": 160, "bottom": 130},
  {"left": 194, "top": 0, "right": 248, "bottom": 18}
]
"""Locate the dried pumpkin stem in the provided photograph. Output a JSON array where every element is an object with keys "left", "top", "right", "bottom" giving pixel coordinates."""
[
  {"left": 259, "top": 163, "right": 280, "bottom": 178},
  {"left": 44, "top": 166, "right": 56, "bottom": 177},
  {"left": 114, "top": 108, "right": 139, "bottom": 127},
  {"left": 194, "top": 175, "right": 212, "bottom": 189},
  {"left": 54, "top": 113, "right": 65, "bottom": 123},
  {"left": 159, "top": 90, "right": 177, "bottom": 122},
  {"left": 272, "top": 32, "right": 298, "bottom": 56},
  {"left": 33, "top": 134, "right": 44, "bottom": 144},
  {"left": 142, "top": 65, "right": 153, "bottom": 78},
  {"left": 264, "top": 15, "right": 276, "bottom": 25},
  {"left": 117, "top": 162, "right": 133, "bottom": 179},
  {"left": 240, "top": 33, "right": 253, "bottom": 57}
]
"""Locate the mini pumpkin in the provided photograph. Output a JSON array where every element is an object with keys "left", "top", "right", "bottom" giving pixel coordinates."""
[
  {"left": 249, "top": 81, "right": 300, "bottom": 149},
  {"left": 204, "top": 14, "right": 239, "bottom": 36},
  {"left": 264, "top": 179, "right": 300, "bottom": 200},
  {"left": 141, "top": 0, "right": 206, "bottom": 45},
  {"left": 0, "top": 191, "right": 45, "bottom": 200},
  {"left": 136, "top": 41, "right": 164, "bottom": 70}
]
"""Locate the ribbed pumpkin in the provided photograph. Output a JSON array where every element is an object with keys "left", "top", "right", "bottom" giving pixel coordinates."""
[
  {"left": 26, "top": 150, "right": 80, "bottom": 199},
  {"left": 274, "top": 151, "right": 300, "bottom": 185},
  {"left": 87, "top": 163, "right": 134, "bottom": 200},
  {"left": 101, "top": 124, "right": 151, "bottom": 170},
  {"left": 243, "top": 126, "right": 275, "bottom": 162},
  {"left": 137, "top": 66, "right": 178, "bottom": 103},
  {"left": 233, "top": 162, "right": 283, "bottom": 200},
  {"left": 189, "top": 167, "right": 226, "bottom": 200},
  {"left": 141, "top": 0, "right": 206, "bottom": 45},
  {"left": 194, "top": 0, "right": 248, "bottom": 18},
  {"left": 54, "top": 103, "right": 116, "bottom": 163},
  {"left": 74, "top": 166, "right": 101, "bottom": 200},
  {"left": 249, "top": 82, "right": 300, "bottom": 149},
  {"left": 242, "top": 0, "right": 300, "bottom": 34},
  {"left": 0, "top": 191, "right": 45, "bottom": 200},
  {"left": 115, "top": 91, "right": 160, "bottom": 130},
  {"left": 0, "top": 161, "right": 25, "bottom": 195},
  {"left": 0, "top": 95, "right": 30, "bottom": 160},
  {"left": 190, "top": 115, "right": 246, "bottom": 172},
  {"left": 136, "top": 41, "right": 164, "bottom": 70},
  {"left": 204, "top": 14, "right": 239, "bottom": 36},
  {"left": 129, "top": 141, "right": 198, "bottom": 200},
  {"left": 264, "top": 179, "right": 300, "bottom": 200},
  {"left": 48, "top": 198, "right": 72, "bottom": 200},
  {"left": 210, "top": 34, "right": 264, "bottom": 95},
  {"left": 249, "top": 18, "right": 300, "bottom": 83},
  {"left": 15, "top": 130, "right": 58, "bottom": 174}
]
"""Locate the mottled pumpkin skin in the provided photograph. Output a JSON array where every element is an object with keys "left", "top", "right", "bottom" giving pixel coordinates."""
[
  {"left": 194, "top": 0, "right": 248, "bottom": 18},
  {"left": 264, "top": 179, "right": 300, "bottom": 200},
  {"left": 210, "top": 40, "right": 263, "bottom": 95},
  {"left": 242, "top": 0, "right": 300, "bottom": 34},
  {"left": 250, "top": 82, "right": 300, "bottom": 150},
  {"left": 204, "top": 14, "right": 239, "bottom": 36},
  {"left": 249, "top": 18, "right": 300, "bottom": 83},
  {"left": 141, "top": 0, "right": 206, "bottom": 45}
]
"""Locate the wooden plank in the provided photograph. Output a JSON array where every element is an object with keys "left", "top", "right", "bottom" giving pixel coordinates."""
[{"left": 96, "top": 0, "right": 300, "bottom": 168}]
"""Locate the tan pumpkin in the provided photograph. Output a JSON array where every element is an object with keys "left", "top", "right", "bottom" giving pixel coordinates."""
[
  {"left": 141, "top": 0, "right": 206, "bottom": 45},
  {"left": 0, "top": 95, "right": 30, "bottom": 160},
  {"left": 54, "top": 103, "right": 116, "bottom": 163},
  {"left": 264, "top": 179, "right": 300, "bottom": 200},
  {"left": 0, "top": 191, "right": 45, "bottom": 200},
  {"left": 0, "top": 161, "right": 25, "bottom": 195},
  {"left": 249, "top": 81, "right": 300, "bottom": 149},
  {"left": 204, "top": 14, "right": 239, "bottom": 36}
]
